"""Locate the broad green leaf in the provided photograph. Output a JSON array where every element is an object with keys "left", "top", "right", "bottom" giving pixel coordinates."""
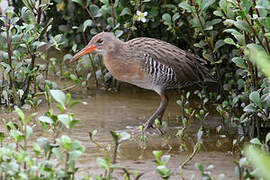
[
  {"left": 243, "top": 103, "right": 256, "bottom": 113},
  {"left": 232, "top": 57, "right": 247, "bottom": 69},
  {"left": 52, "top": 147, "right": 64, "bottom": 161},
  {"left": 50, "top": 90, "right": 66, "bottom": 107},
  {"left": 249, "top": 91, "right": 261, "bottom": 106},
  {"left": 58, "top": 135, "right": 72, "bottom": 150},
  {"left": 214, "top": 39, "right": 225, "bottom": 52},
  {"left": 162, "top": 13, "right": 172, "bottom": 25},
  {"left": 201, "top": 0, "right": 216, "bottom": 12},
  {"left": 119, "top": 7, "right": 131, "bottom": 16},
  {"left": 58, "top": 114, "right": 71, "bottom": 129},
  {"left": 89, "top": 4, "right": 102, "bottom": 17},
  {"left": 234, "top": 20, "right": 252, "bottom": 33}
]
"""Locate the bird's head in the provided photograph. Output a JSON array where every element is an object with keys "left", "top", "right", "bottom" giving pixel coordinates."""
[{"left": 70, "top": 32, "right": 120, "bottom": 62}]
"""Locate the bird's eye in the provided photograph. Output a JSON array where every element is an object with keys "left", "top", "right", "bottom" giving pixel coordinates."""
[{"left": 97, "top": 39, "right": 104, "bottom": 44}]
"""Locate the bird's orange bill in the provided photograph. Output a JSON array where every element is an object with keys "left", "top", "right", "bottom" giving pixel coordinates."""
[{"left": 70, "top": 44, "right": 96, "bottom": 62}]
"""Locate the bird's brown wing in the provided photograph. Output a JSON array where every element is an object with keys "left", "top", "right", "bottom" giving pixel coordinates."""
[{"left": 126, "top": 37, "right": 215, "bottom": 84}]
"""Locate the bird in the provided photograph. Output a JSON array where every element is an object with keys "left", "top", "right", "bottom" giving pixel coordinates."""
[{"left": 70, "top": 32, "right": 215, "bottom": 131}]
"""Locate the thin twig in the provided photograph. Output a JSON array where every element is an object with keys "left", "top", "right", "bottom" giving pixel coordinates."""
[
  {"left": 37, "top": 0, "right": 42, "bottom": 24},
  {"left": 82, "top": 32, "right": 99, "bottom": 88},
  {"left": 252, "top": 0, "right": 270, "bottom": 53},
  {"left": 110, "top": 0, "right": 116, "bottom": 28},
  {"left": 237, "top": 0, "right": 266, "bottom": 51}
]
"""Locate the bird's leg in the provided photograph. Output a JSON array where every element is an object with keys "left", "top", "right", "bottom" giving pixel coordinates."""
[{"left": 144, "top": 94, "right": 168, "bottom": 130}]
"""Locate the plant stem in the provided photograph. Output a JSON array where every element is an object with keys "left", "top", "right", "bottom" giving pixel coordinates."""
[
  {"left": 237, "top": 0, "right": 266, "bottom": 51},
  {"left": 110, "top": 0, "right": 116, "bottom": 28},
  {"left": 190, "top": 0, "right": 221, "bottom": 92},
  {"left": 252, "top": 0, "right": 270, "bottom": 53},
  {"left": 82, "top": 32, "right": 99, "bottom": 88},
  {"left": 37, "top": 0, "right": 42, "bottom": 24}
]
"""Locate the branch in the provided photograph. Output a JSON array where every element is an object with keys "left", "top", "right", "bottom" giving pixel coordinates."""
[
  {"left": 110, "top": 0, "right": 116, "bottom": 28},
  {"left": 252, "top": 0, "right": 270, "bottom": 53},
  {"left": 237, "top": 0, "right": 266, "bottom": 51}
]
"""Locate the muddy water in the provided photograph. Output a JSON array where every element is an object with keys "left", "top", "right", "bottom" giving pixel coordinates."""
[
  {"left": 0, "top": 84, "right": 237, "bottom": 179},
  {"left": 66, "top": 85, "right": 236, "bottom": 179}
]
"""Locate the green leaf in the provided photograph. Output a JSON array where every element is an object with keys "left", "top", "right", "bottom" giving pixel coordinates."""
[
  {"left": 83, "top": 19, "right": 93, "bottom": 32},
  {"left": 214, "top": 39, "right": 225, "bottom": 52},
  {"left": 115, "top": 30, "right": 123, "bottom": 38},
  {"left": 179, "top": 2, "right": 193, "bottom": 12},
  {"left": 89, "top": 4, "right": 102, "bottom": 17},
  {"left": 110, "top": 131, "right": 120, "bottom": 143},
  {"left": 97, "top": 157, "right": 110, "bottom": 171},
  {"left": 99, "top": 0, "right": 109, "bottom": 4},
  {"left": 232, "top": 57, "right": 247, "bottom": 69},
  {"left": 72, "top": 0, "right": 83, "bottom": 7},
  {"left": 250, "top": 138, "right": 262, "bottom": 145},
  {"left": 52, "top": 147, "right": 64, "bottom": 161},
  {"left": 58, "top": 114, "right": 71, "bottom": 129},
  {"left": 224, "top": 38, "right": 236, "bottom": 46},
  {"left": 156, "top": 165, "right": 172, "bottom": 178},
  {"left": 58, "top": 135, "right": 72, "bottom": 150},
  {"left": 249, "top": 91, "right": 261, "bottom": 106},
  {"left": 234, "top": 20, "right": 252, "bottom": 33},
  {"left": 15, "top": 107, "right": 25, "bottom": 123},
  {"left": 213, "top": 10, "right": 224, "bottom": 17},
  {"left": 10, "top": 129, "right": 24, "bottom": 142},
  {"left": 153, "top": 150, "right": 162, "bottom": 161},
  {"left": 201, "top": 0, "right": 216, "bottom": 12},
  {"left": 219, "top": 0, "right": 227, "bottom": 11},
  {"left": 38, "top": 116, "right": 54, "bottom": 124},
  {"left": 69, "top": 150, "right": 83, "bottom": 162},
  {"left": 69, "top": 101, "right": 81, "bottom": 109},
  {"left": 172, "top": 13, "right": 180, "bottom": 22},
  {"left": 50, "top": 90, "right": 66, "bottom": 108},
  {"left": 26, "top": 125, "right": 32, "bottom": 138},
  {"left": 243, "top": 103, "right": 256, "bottom": 113},
  {"left": 119, "top": 7, "right": 131, "bottom": 16},
  {"left": 162, "top": 13, "right": 172, "bottom": 25},
  {"left": 37, "top": 137, "right": 51, "bottom": 154},
  {"left": 33, "top": 143, "right": 41, "bottom": 157}
]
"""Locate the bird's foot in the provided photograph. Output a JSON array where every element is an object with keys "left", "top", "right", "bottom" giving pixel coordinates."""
[{"left": 143, "top": 122, "right": 164, "bottom": 135}]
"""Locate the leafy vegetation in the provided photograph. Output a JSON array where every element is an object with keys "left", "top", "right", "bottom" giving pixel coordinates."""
[{"left": 1, "top": 0, "right": 270, "bottom": 179}]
